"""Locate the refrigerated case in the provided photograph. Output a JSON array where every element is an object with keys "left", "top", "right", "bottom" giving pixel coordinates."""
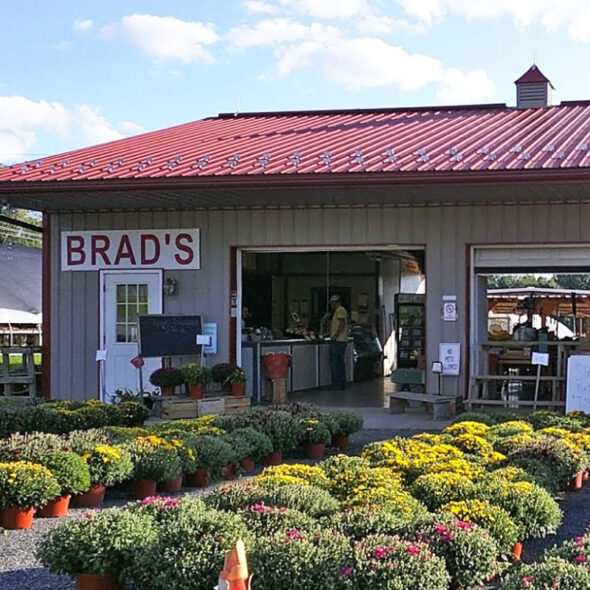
[{"left": 395, "top": 293, "right": 425, "bottom": 369}]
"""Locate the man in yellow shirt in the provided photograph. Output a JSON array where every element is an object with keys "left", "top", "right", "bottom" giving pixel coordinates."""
[{"left": 329, "top": 295, "right": 349, "bottom": 390}]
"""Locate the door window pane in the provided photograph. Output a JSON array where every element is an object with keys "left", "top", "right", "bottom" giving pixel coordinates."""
[{"left": 114, "top": 282, "right": 149, "bottom": 343}]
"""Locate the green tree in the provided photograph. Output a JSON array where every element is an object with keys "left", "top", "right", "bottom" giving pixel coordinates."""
[{"left": 0, "top": 208, "right": 42, "bottom": 248}]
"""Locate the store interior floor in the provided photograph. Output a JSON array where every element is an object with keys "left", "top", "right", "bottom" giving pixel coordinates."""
[{"left": 288, "top": 377, "right": 395, "bottom": 408}]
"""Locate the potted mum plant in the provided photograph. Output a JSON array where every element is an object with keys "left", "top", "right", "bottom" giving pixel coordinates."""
[
  {"left": 72, "top": 445, "right": 133, "bottom": 508},
  {"left": 324, "top": 409, "right": 364, "bottom": 449},
  {"left": 126, "top": 435, "right": 182, "bottom": 499},
  {"left": 0, "top": 460, "right": 60, "bottom": 529},
  {"left": 188, "top": 435, "right": 237, "bottom": 485},
  {"left": 180, "top": 363, "right": 212, "bottom": 400},
  {"left": 297, "top": 418, "right": 331, "bottom": 459},
  {"left": 224, "top": 367, "right": 247, "bottom": 396},
  {"left": 225, "top": 427, "right": 273, "bottom": 473},
  {"left": 36, "top": 508, "right": 157, "bottom": 590},
  {"left": 37, "top": 450, "right": 91, "bottom": 518},
  {"left": 259, "top": 411, "right": 299, "bottom": 465},
  {"left": 211, "top": 363, "right": 238, "bottom": 393},
  {"left": 149, "top": 367, "right": 184, "bottom": 397},
  {"left": 157, "top": 437, "right": 196, "bottom": 492}
]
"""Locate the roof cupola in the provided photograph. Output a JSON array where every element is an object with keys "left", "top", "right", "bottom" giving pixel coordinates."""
[{"left": 515, "top": 64, "right": 554, "bottom": 109}]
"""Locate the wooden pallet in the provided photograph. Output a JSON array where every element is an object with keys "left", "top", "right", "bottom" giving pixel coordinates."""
[
  {"left": 225, "top": 395, "right": 251, "bottom": 414},
  {"left": 197, "top": 397, "right": 225, "bottom": 417},
  {"left": 161, "top": 398, "right": 198, "bottom": 420}
]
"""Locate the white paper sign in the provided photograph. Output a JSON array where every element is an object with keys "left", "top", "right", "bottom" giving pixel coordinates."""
[
  {"left": 61, "top": 229, "right": 200, "bottom": 271},
  {"left": 531, "top": 352, "right": 549, "bottom": 366},
  {"left": 95, "top": 349, "right": 107, "bottom": 361},
  {"left": 439, "top": 342, "right": 461, "bottom": 376},
  {"left": 566, "top": 355, "right": 590, "bottom": 413},
  {"left": 196, "top": 335, "right": 212, "bottom": 346},
  {"left": 203, "top": 323, "right": 218, "bottom": 355}
]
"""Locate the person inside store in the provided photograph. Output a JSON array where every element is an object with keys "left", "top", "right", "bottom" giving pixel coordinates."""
[{"left": 329, "top": 294, "right": 349, "bottom": 390}]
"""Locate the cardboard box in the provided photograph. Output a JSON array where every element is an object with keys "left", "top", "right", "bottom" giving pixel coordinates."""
[
  {"left": 225, "top": 396, "right": 251, "bottom": 414},
  {"left": 161, "top": 398, "right": 197, "bottom": 420},
  {"left": 197, "top": 397, "right": 225, "bottom": 417}
]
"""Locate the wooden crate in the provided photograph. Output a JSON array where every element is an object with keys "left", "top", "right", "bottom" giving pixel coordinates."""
[
  {"left": 161, "top": 398, "right": 197, "bottom": 420},
  {"left": 224, "top": 395, "right": 251, "bottom": 414},
  {"left": 197, "top": 396, "right": 225, "bottom": 417}
]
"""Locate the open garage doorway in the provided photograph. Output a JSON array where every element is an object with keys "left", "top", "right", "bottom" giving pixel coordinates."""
[
  {"left": 237, "top": 247, "right": 426, "bottom": 408},
  {"left": 470, "top": 245, "right": 590, "bottom": 410}
]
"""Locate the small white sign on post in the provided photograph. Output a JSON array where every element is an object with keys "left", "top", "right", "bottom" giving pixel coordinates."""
[
  {"left": 531, "top": 352, "right": 550, "bottom": 366},
  {"left": 442, "top": 295, "right": 457, "bottom": 322},
  {"left": 439, "top": 342, "right": 461, "bottom": 376}
]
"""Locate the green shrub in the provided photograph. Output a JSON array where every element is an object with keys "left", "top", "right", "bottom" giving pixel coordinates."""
[
  {"left": 257, "top": 410, "right": 299, "bottom": 452},
  {"left": 39, "top": 450, "right": 91, "bottom": 496},
  {"left": 127, "top": 495, "right": 206, "bottom": 523},
  {"left": 507, "top": 435, "right": 588, "bottom": 483},
  {"left": 451, "top": 412, "right": 498, "bottom": 426},
  {"left": 225, "top": 427, "right": 272, "bottom": 461},
  {"left": 239, "top": 503, "right": 321, "bottom": 535},
  {"left": 250, "top": 530, "right": 352, "bottom": 590},
  {"left": 323, "top": 409, "right": 363, "bottom": 437},
  {"left": 297, "top": 418, "right": 331, "bottom": 445},
  {"left": 115, "top": 401, "right": 150, "bottom": 426},
  {"left": 438, "top": 499, "right": 522, "bottom": 553},
  {"left": 192, "top": 435, "right": 237, "bottom": 477},
  {"left": 327, "top": 507, "right": 412, "bottom": 539},
  {"left": 501, "top": 558, "right": 590, "bottom": 590},
  {"left": 83, "top": 444, "right": 133, "bottom": 486},
  {"left": 485, "top": 420, "right": 533, "bottom": 440},
  {"left": 475, "top": 479, "right": 562, "bottom": 538},
  {"left": 0, "top": 432, "right": 64, "bottom": 461},
  {"left": 128, "top": 507, "right": 250, "bottom": 590},
  {"left": 411, "top": 472, "right": 476, "bottom": 510},
  {"left": 411, "top": 516, "right": 499, "bottom": 589},
  {"left": 65, "top": 428, "right": 112, "bottom": 454},
  {"left": 126, "top": 436, "right": 181, "bottom": 482},
  {"left": 528, "top": 410, "right": 587, "bottom": 431},
  {"left": 0, "top": 460, "right": 60, "bottom": 508},
  {"left": 36, "top": 509, "right": 157, "bottom": 579},
  {"left": 543, "top": 528, "right": 590, "bottom": 566},
  {"left": 350, "top": 534, "right": 449, "bottom": 590},
  {"left": 204, "top": 481, "right": 340, "bottom": 518}
]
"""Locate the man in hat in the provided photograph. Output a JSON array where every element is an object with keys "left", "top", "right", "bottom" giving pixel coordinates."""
[{"left": 329, "top": 295, "right": 349, "bottom": 390}]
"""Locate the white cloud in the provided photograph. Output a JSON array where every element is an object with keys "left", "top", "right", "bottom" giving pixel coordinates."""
[
  {"left": 73, "top": 18, "right": 93, "bottom": 32},
  {"left": 278, "top": 0, "right": 370, "bottom": 19},
  {"left": 119, "top": 121, "right": 146, "bottom": 135},
  {"left": 227, "top": 18, "right": 339, "bottom": 48},
  {"left": 395, "top": 0, "right": 590, "bottom": 42},
  {"left": 243, "top": 1, "right": 277, "bottom": 14},
  {"left": 273, "top": 36, "right": 495, "bottom": 101},
  {"left": 102, "top": 14, "right": 219, "bottom": 63},
  {"left": 0, "top": 96, "right": 134, "bottom": 163}
]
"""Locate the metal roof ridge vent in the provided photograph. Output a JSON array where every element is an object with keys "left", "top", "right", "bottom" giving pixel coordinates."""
[{"left": 515, "top": 64, "right": 554, "bottom": 109}]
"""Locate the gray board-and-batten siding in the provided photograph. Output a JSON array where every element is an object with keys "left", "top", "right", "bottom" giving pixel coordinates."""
[{"left": 50, "top": 199, "right": 590, "bottom": 400}]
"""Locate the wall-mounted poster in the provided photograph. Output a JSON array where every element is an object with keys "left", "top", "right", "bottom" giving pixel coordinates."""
[{"left": 439, "top": 342, "right": 461, "bottom": 376}]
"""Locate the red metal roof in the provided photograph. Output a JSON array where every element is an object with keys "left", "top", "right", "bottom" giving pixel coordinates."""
[
  {"left": 1, "top": 101, "right": 590, "bottom": 184},
  {"left": 515, "top": 65, "right": 553, "bottom": 87}
]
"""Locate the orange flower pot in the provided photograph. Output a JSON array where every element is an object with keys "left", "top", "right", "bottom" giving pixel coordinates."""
[
  {"left": 188, "top": 384, "right": 206, "bottom": 400},
  {"left": 185, "top": 468, "right": 209, "bottom": 488},
  {"left": 331, "top": 434, "right": 349, "bottom": 449},
  {"left": 71, "top": 485, "right": 106, "bottom": 509},
  {"left": 130, "top": 479, "right": 157, "bottom": 500},
  {"left": 262, "top": 450, "right": 282, "bottom": 466},
  {"left": 0, "top": 505, "right": 35, "bottom": 529},
  {"left": 305, "top": 443, "right": 326, "bottom": 460},
  {"left": 37, "top": 495, "right": 71, "bottom": 518},
  {"left": 512, "top": 542, "right": 523, "bottom": 560},
  {"left": 240, "top": 457, "right": 255, "bottom": 474},
  {"left": 224, "top": 463, "right": 236, "bottom": 480},
  {"left": 231, "top": 383, "right": 246, "bottom": 396},
  {"left": 158, "top": 474, "right": 182, "bottom": 493},
  {"left": 75, "top": 573, "right": 121, "bottom": 590}
]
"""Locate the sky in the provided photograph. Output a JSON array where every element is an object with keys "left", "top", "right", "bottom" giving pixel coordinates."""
[{"left": 1, "top": 0, "right": 590, "bottom": 164}]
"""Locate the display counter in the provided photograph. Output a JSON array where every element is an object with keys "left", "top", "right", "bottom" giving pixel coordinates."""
[{"left": 242, "top": 339, "right": 354, "bottom": 402}]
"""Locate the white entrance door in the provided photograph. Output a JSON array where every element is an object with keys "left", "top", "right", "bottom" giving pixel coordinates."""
[{"left": 101, "top": 271, "right": 162, "bottom": 400}]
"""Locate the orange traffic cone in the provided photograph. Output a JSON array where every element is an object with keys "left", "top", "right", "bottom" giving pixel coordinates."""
[{"left": 216, "top": 539, "right": 252, "bottom": 590}]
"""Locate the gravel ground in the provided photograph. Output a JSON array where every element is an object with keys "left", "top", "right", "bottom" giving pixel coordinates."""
[{"left": 2, "top": 428, "right": 589, "bottom": 590}]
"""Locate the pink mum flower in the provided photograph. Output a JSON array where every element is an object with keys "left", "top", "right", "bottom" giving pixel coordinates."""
[
  {"left": 575, "top": 554, "right": 588, "bottom": 563},
  {"left": 406, "top": 545, "right": 420, "bottom": 555},
  {"left": 373, "top": 547, "right": 387, "bottom": 559}
]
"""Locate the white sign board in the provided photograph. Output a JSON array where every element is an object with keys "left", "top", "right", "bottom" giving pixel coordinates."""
[
  {"left": 439, "top": 342, "right": 461, "bottom": 376},
  {"left": 61, "top": 229, "right": 200, "bottom": 271},
  {"left": 442, "top": 295, "right": 457, "bottom": 321},
  {"left": 531, "top": 352, "right": 550, "bottom": 366},
  {"left": 566, "top": 355, "right": 590, "bottom": 413}
]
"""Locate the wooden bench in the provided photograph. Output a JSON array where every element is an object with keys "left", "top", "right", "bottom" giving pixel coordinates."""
[{"left": 388, "top": 391, "right": 461, "bottom": 420}]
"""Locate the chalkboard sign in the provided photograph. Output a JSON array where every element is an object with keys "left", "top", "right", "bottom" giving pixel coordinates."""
[
  {"left": 566, "top": 355, "right": 590, "bottom": 413},
  {"left": 138, "top": 315, "right": 203, "bottom": 358}
]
